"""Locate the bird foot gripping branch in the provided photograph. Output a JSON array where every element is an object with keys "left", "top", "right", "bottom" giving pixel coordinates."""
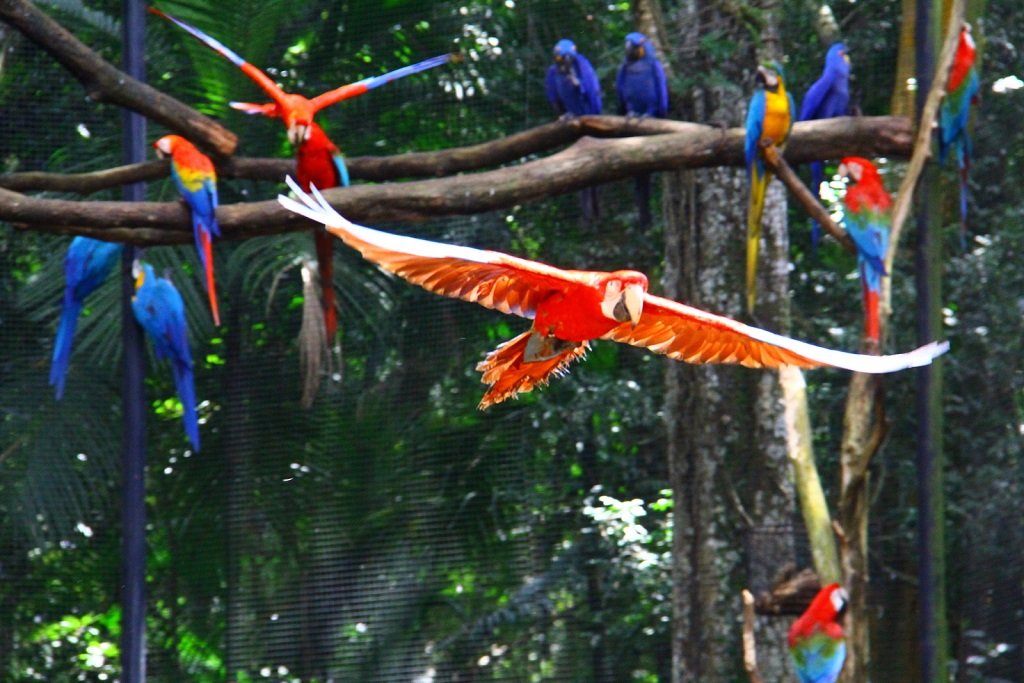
[{"left": 278, "top": 177, "right": 948, "bottom": 410}]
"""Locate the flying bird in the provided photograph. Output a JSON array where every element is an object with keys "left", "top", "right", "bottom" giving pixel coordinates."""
[
  {"left": 799, "top": 42, "right": 851, "bottom": 251},
  {"left": 838, "top": 157, "right": 890, "bottom": 344},
  {"left": 49, "top": 237, "right": 122, "bottom": 399},
  {"left": 939, "top": 23, "right": 981, "bottom": 248},
  {"left": 153, "top": 134, "right": 222, "bottom": 326},
  {"left": 278, "top": 178, "right": 948, "bottom": 410},
  {"left": 616, "top": 32, "right": 669, "bottom": 227},
  {"left": 132, "top": 260, "right": 200, "bottom": 451},
  {"left": 745, "top": 61, "right": 795, "bottom": 312},
  {"left": 546, "top": 38, "right": 603, "bottom": 222},
  {"left": 788, "top": 583, "right": 848, "bottom": 683}
]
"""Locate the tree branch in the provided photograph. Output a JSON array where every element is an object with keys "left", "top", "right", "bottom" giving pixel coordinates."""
[
  {"left": 1, "top": 116, "right": 915, "bottom": 243},
  {"left": 0, "top": 0, "right": 237, "bottom": 157},
  {"left": 741, "top": 589, "right": 765, "bottom": 683}
]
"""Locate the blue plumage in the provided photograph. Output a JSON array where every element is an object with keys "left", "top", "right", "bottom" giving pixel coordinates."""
[
  {"left": 49, "top": 237, "right": 122, "bottom": 399},
  {"left": 799, "top": 42, "right": 851, "bottom": 250},
  {"left": 132, "top": 261, "right": 200, "bottom": 450}
]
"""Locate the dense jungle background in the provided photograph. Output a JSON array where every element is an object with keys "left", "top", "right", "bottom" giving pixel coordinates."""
[{"left": 1, "top": 0, "right": 1022, "bottom": 680}]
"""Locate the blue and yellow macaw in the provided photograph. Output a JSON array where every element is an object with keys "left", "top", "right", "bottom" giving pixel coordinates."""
[
  {"left": 49, "top": 236, "right": 122, "bottom": 399},
  {"left": 132, "top": 261, "right": 200, "bottom": 451},
  {"left": 616, "top": 32, "right": 669, "bottom": 227},
  {"left": 153, "top": 134, "right": 222, "bottom": 326},
  {"left": 745, "top": 61, "right": 795, "bottom": 312},
  {"left": 939, "top": 24, "right": 981, "bottom": 249},
  {"left": 799, "top": 42, "right": 851, "bottom": 250},
  {"left": 546, "top": 38, "right": 603, "bottom": 222}
]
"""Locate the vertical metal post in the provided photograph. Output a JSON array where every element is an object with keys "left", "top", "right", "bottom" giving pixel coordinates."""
[
  {"left": 120, "top": 1, "right": 147, "bottom": 681},
  {"left": 914, "top": 0, "right": 948, "bottom": 679}
]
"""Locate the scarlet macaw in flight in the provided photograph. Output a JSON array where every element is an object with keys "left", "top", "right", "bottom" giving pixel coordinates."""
[
  {"left": 132, "top": 260, "right": 200, "bottom": 450},
  {"left": 788, "top": 583, "right": 848, "bottom": 683},
  {"left": 799, "top": 42, "right": 851, "bottom": 251},
  {"left": 153, "top": 134, "right": 222, "bottom": 326},
  {"left": 838, "top": 157, "right": 890, "bottom": 344},
  {"left": 616, "top": 32, "right": 669, "bottom": 228},
  {"left": 939, "top": 24, "right": 981, "bottom": 248},
  {"left": 150, "top": 7, "right": 452, "bottom": 339},
  {"left": 745, "top": 61, "right": 795, "bottom": 313},
  {"left": 279, "top": 178, "right": 947, "bottom": 410},
  {"left": 546, "top": 38, "right": 603, "bottom": 222},
  {"left": 50, "top": 237, "right": 122, "bottom": 399}
]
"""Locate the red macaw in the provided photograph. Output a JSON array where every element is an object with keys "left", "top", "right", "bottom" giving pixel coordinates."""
[
  {"left": 153, "top": 134, "right": 221, "bottom": 326},
  {"left": 132, "top": 260, "right": 200, "bottom": 450},
  {"left": 788, "top": 583, "right": 848, "bottom": 683},
  {"left": 745, "top": 61, "right": 795, "bottom": 313},
  {"left": 279, "top": 178, "right": 948, "bottom": 409},
  {"left": 939, "top": 23, "right": 981, "bottom": 248},
  {"left": 151, "top": 7, "right": 452, "bottom": 338},
  {"left": 838, "top": 157, "right": 890, "bottom": 344}
]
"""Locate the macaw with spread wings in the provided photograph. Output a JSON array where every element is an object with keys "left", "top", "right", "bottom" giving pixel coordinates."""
[{"left": 279, "top": 178, "right": 948, "bottom": 409}]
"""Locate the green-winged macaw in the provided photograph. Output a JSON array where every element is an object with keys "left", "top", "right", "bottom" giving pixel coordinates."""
[
  {"left": 745, "top": 61, "right": 795, "bottom": 312},
  {"left": 788, "top": 583, "right": 848, "bottom": 683},
  {"left": 279, "top": 177, "right": 947, "bottom": 409},
  {"left": 939, "top": 23, "right": 981, "bottom": 248},
  {"left": 838, "top": 157, "right": 890, "bottom": 344},
  {"left": 153, "top": 134, "right": 221, "bottom": 326},
  {"left": 616, "top": 32, "right": 669, "bottom": 228},
  {"left": 49, "top": 236, "right": 122, "bottom": 399},
  {"left": 799, "top": 42, "right": 851, "bottom": 251},
  {"left": 132, "top": 260, "right": 200, "bottom": 450}
]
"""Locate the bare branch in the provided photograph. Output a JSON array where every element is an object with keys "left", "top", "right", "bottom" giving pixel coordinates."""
[
  {"left": 741, "top": 589, "right": 765, "bottom": 683},
  {"left": 0, "top": 0, "right": 237, "bottom": 156}
]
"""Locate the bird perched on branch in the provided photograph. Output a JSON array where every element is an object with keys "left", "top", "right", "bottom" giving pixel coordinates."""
[
  {"left": 745, "top": 61, "right": 795, "bottom": 312},
  {"left": 49, "top": 236, "right": 122, "bottom": 399},
  {"left": 153, "top": 134, "right": 222, "bottom": 326},
  {"left": 939, "top": 23, "right": 981, "bottom": 249},
  {"left": 838, "top": 157, "right": 890, "bottom": 345},
  {"left": 788, "top": 583, "right": 848, "bottom": 683},
  {"left": 279, "top": 178, "right": 948, "bottom": 410},
  {"left": 132, "top": 260, "right": 200, "bottom": 450},
  {"left": 799, "top": 42, "right": 851, "bottom": 252},
  {"left": 616, "top": 32, "right": 669, "bottom": 228},
  {"left": 546, "top": 38, "right": 603, "bottom": 222}
]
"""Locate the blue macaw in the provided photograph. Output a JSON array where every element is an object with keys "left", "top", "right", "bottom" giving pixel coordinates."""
[
  {"left": 939, "top": 24, "right": 981, "bottom": 249},
  {"left": 745, "top": 61, "right": 795, "bottom": 312},
  {"left": 49, "top": 237, "right": 122, "bottom": 399},
  {"left": 799, "top": 42, "right": 851, "bottom": 251},
  {"left": 132, "top": 261, "right": 200, "bottom": 451},
  {"left": 616, "top": 32, "right": 669, "bottom": 227},
  {"left": 546, "top": 38, "right": 603, "bottom": 222}
]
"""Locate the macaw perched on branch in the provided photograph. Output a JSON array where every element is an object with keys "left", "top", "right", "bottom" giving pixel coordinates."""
[
  {"left": 279, "top": 178, "right": 948, "bottom": 409},
  {"left": 745, "top": 61, "right": 795, "bottom": 313},
  {"left": 150, "top": 7, "right": 452, "bottom": 339},
  {"left": 838, "top": 157, "right": 890, "bottom": 344},
  {"left": 49, "top": 237, "right": 122, "bottom": 399},
  {"left": 132, "top": 261, "right": 200, "bottom": 451},
  {"left": 616, "top": 32, "right": 669, "bottom": 228},
  {"left": 153, "top": 134, "right": 221, "bottom": 326},
  {"left": 546, "top": 38, "right": 603, "bottom": 222},
  {"left": 799, "top": 42, "right": 851, "bottom": 251},
  {"left": 939, "top": 23, "right": 981, "bottom": 249},
  {"left": 788, "top": 583, "right": 848, "bottom": 683}
]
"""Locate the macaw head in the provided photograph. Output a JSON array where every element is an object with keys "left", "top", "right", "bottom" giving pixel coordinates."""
[
  {"left": 599, "top": 271, "right": 648, "bottom": 327},
  {"left": 959, "top": 22, "right": 976, "bottom": 53},
  {"left": 812, "top": 583, "right": 848, "bottom": 623},
  {"left": 282, "top": 94, "right": 318, "bottom": 146},
  {"left": 552, "top": 39, "right": 579, "bottom": 77},
  {"left": 755, "top": 61, "right": 786, "bottom": 92},
  {"left": 826, "top": 42, "right": 851, "bottom": 72},
  {"left": 624, "top": 32, "right": 648, "bottom": 61},
  {"left": 153, "top": 134, "right": 185, "bottom": 159},
  {"left": 838, "top": 156, "right": 880, "bottom": 185},
  {"left": 131, "top": 259, "right": 154, "bottom": 294}
]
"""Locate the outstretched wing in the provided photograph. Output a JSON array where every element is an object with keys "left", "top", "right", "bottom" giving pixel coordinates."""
[
  {"left": 310, "top": 53, "right": 455, "bottom": 112},
  {"left": 278, "top": 178, "right": 598, "bottom": 320},
  {"left": 604, "top": 292, "right": 948, "bottom": 373}
]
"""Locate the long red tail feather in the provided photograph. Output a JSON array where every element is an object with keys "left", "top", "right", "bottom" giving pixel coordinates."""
[
  {"left": 200, "top": 230, "right": 220, "bottom": 326},
  {"left": 314, "top": 230, "right": 337, "bottom": 340}
]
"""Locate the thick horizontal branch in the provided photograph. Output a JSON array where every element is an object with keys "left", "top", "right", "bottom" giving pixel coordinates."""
[
  {"left": 0, "top": 0, "right": 237, "bottom": 156},
  {"left": 1, "top": 115, "right": 913, "bottom": 244}
]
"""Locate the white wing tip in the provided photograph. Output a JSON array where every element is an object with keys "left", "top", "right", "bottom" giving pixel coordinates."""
[
  {"left": 276, "top": 176, "right": 351, "bottom": 231},
  {"left": 905, "top": 340, "right": 950, "bottom": 368}
]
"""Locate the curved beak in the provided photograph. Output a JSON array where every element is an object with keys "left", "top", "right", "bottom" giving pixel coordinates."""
[
  {"left": 287, "top": 123, "right": 310, "bottom": 146},
  {"left": 621, "top": 283, "right": 645, "bottom": 327}
]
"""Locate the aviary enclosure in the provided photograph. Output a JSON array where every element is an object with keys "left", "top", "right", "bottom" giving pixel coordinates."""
[{"left": 0, "top": 0, "right": 1021, "bottom": 681}]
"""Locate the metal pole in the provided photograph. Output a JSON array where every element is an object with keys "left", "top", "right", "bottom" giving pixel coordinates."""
[
  {"left": 914, "top": 0, "right": 948, "bottom": 679},
  {"left": 120, "top": 1, "right": 147, "bottom": 681}
]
